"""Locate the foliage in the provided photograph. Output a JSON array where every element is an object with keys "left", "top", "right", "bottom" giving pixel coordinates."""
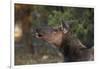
[{"left": 31, "top": 5, "right": 94, "bottom": 48}]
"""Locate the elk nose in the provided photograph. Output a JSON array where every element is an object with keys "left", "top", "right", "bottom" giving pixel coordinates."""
[
  {"left": 38, "top": 34, "right": 43, "bottom": 37},
  {"left": 35, "top": 33, "right": 43, "bottom": 38}
]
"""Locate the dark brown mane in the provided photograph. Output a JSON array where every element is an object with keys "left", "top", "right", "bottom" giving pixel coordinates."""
[{"left": 61, "top": 31, "right": 94, "bottom": 62}]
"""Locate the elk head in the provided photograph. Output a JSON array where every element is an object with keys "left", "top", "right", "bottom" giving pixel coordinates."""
[{"left": 34, "top": 21, "right": 70, "bottom": 48}]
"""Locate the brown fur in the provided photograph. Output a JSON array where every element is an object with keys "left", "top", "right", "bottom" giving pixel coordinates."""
[
  {"left": 36, "top": 27, "right": 94, "bottom": 62},
  {"left": 62, "top": 31, "right": 94, "bottom": 61},
  {"left": 36, "top": 30, "right": 64, "bottom": 48}
]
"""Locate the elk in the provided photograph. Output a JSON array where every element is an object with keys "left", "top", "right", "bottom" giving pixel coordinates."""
[
  {"left": 34, "top": 21, "right": 94, "bottom": 62},
  {"left": 35, "top": 26, "right": 64, "bottom": 48}
]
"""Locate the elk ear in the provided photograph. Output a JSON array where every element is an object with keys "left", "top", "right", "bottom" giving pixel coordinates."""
[{"left": 61, "top": 20, "right": 70, "bottom": 33}]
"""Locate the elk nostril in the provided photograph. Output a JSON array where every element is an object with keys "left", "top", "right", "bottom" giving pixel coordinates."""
[
  {"left": 38, "top": 34, "right": 43, "bottom": 37},
  {"left": 35, "top": 33, "right": 43, "bottom": 38}
]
